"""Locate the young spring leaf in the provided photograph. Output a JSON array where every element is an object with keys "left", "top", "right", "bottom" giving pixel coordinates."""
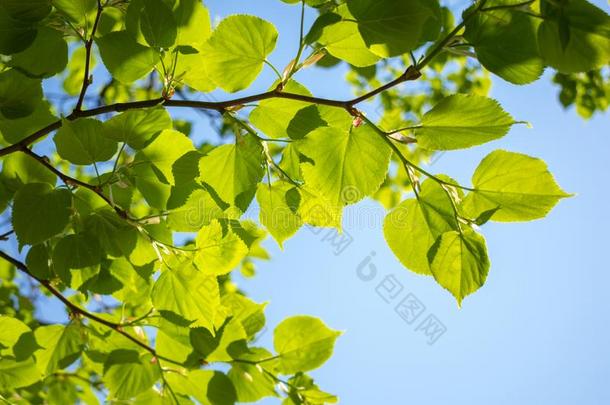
[
  {"left": 347, "top": 0, "right": 442, "bottom": 57},
  {"left": 462, "top": 150, "right": 571, "bottom": 222},
  {"left": 151, "top": 258, "right": 220, "bottom": 330},
  {"left": 103, "top": 350, "right": 159, "bottom": 400},
  {"left": 194, "top": 220, "right": 249, "bottom": 275},
  {"left": 308, "top": 7, "right": 381, "bottom": 67},
  {"left": 384, "top": 179, "right": 460, "bottom": 275},
  {"left": 273, "top": 316, "right": 341, "bottom": 375},
  {"left": 54, "top": 118, "right": 117, "bottom": 165},
  {"left": 429, "top": 228, "right": 490, "bottom": 306},
  {"left": 464, "top": 2, "right": 544, "bottom": 85},
  {"left": 198, "top": 134, "right": 264, "bottom": 209},
  {"left": 139, "top": 0, "right": 177, "bottom": 49},
  {"left": 201, "top": 15, "right": 278, "bottom": 92},
  {"left": 103, "top": 107, "right": 172, "bottom": 149},
  {"left": 164, "top": 370, "right": 237, "bottom": 405},
  {"left": 8, "top": 27, "right": 68, "bottom": 78},
  {"left": 33, "top": 324, "right": 84, "bottom": 375},
  {"left": 414, "top": 94, "right": 517, "bottom": 150},
  {"left": 12, "top": 183, "right": 72, "bottom": 246},
  {"left": 134, "top": 129, "right": 195, "bottom": 185},
  {"left": 0, "top": 69, "right": 42, "bottom": 119},
  {"left": 256, "top": 182, "right": 302, "bottom": 246},
  {"left": 96, "top": 31, "right": 157, "bottom": 84},
  {"left": 0, "top": 358, "right": 41, "bottom": 391},
  {"left": 298, "top": 124, "right": 391, "bottom": 209},
  {"left": 538, "top": 0, "right": 610, "bottom": 73}
]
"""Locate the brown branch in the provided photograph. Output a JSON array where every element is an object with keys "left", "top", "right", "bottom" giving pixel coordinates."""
[
  {"left": 74, "top": 0, "right": 104, "bottom": 112},
  {"left": 0, "top": 64, "right": 423, "bottom": 158},
  {"left": 0, "top": 250, "right": 182, "bottom": 367},
  {"left": 19, "top": 147, "right": 131, "bottom": 219}
]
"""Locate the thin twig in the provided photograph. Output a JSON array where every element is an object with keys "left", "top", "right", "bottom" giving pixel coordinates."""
[
  {"left": 0, "top": 250, "right": 183, "bottom": 367},
  {"left": 74, "top": 0, "right": 104, "bottom": 112}
]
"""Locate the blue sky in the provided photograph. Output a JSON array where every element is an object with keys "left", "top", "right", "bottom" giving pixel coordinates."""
[
  {"left": 5, "top": 0, "right": 609, "bottom": 404},
  {"left": 201, "top": 1, "right": 610, "bottom": 404}
]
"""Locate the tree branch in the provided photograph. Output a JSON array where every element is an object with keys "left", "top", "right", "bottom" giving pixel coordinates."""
[
  {"left": 19, "top": 147, "right": 131, "bottom": 219},
  {"left": 74, "top": 0, "right": 104, "bottom": 112},
  {"left": 0, "top": 250, "right": 183, "bottom": 367}
]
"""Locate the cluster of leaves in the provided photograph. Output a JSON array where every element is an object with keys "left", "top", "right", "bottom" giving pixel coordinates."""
[
  {"left": 0, "top": 0, "right": 608, "bottom": 403},
  {"left": 553, "top": 69, "right": 609, "bottom": 118}
]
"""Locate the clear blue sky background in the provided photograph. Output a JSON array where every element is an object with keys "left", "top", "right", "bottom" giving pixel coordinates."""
[
  {"left": 202, "top": 1, "right": 610, "bottom": 404},
  {"left": 10, "top": 0, "right": 609, "bottom": 404}
]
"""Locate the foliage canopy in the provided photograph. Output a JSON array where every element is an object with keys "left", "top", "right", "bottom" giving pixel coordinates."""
[{"left": 0, "top": 0, "right": 608, "bottom": 403}]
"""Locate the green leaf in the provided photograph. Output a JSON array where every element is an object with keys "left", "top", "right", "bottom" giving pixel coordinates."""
[
  {"left": 165, "top": 370, "right": 237, "bottom": 405},
  {"left": 201, "top": 15, "right": 278, "bottom": 92},
  {"left": 428, "top": 229, "right": 490, "bottom": 306},
  {"left": 103, "top": 107, "right": 172, "bottom": 149},
  {"left": 26, "top": 244, "right": 52, "bottom": 280},
  {"left": 8, "top": 27, "right": 68, "bottom": 78},
  {"left": 139, "top": 0, "right": 177, "bottom": 49},
  {"left": 173, "top": 0, "right": 212, "bottom": 48},
  {"left": 0, "top": 8, "right": 37, "bottom": 55},
  {"left": 50, "top": 0, "right": 95, "bottom": 26},
  {"left": 274, "top": 316, "right": 341, "bottom": 375},
  {"left": 34, "top": 323, "right": 84, "bottom": 375},
  {"left": 0, "top": 69, "right": 42, "bottom": 119},
  {"left": 284, "top": 373, "right": 338, "bottom": 405},
  {"left": 1, "top": 151, "right": 57, "bottom": 189},
  {"left": 228, "top": 349, "right": 278, "bottom": 403},
  {"left": 135, "top": 129, "right": 195, "bottom": 185},
  {"left": 256, "top": 182, "right": 302, "bottom": 246},
  {"left": 0, "top": 316, "right": 31, "bottom": 354},
  {"left": 0, "top": 357, "right": 41, "bottom": 390},
  {"left": 462, "top": 150, "right": 571, "bottom": 222},
  {"left": 309, "top": 8, "right": 381, "bottom": 67},
  {"left": 96, "top": 31, "right": 157, "bottom": 84},
  {"left": 464, "top": 3, "right": 544, "bottom": 84},
  {"left": 249, "top": 81, "right": 327, "bottom": 140},
  {"left": 151, "top": 258, "right": 220, "bottom": 330},
  {"left": 103, "top": 350, "right": 159, "bottom": 400},
  {"left": 414, "top": 94, "right": 517, "bottom": 150},
  {"left": 538, "top": 0, "right": 610, "bottom": 73},
  {"left": 0, "top": 100, "right": 57, "bottom": 144},
  {"left": 298, "top": 124, "right": 391, "bottom": 209},
  {"left": 2, "top": 0, "right": 51, "bottom": 22},
  {"left": 198, "top": 134, "right": 264, "bottom": 209},
  {"left": 12, "top": 183, "right": 72, "bottom": 246},
  {"left": 194, "top": 220, "right": 249, "bottom": 275},
  {"left": 384, "top": 179, "right": 459, "bottom": 275},
  {"left": 54, "top": 118, "right": 117, "bottom": 165},
  {"left": 52, "top": 233, "right": 103, "bottom": 285},
  {"left": 63, "top": 46, "right": 96, "bottom": 96},
  {"left": 221, "top": 293, "right": 266, "bottom": 339},
  {"left": 166, "top": 187, "right": 225, "bottom": 232},
  {"left": 347, "top": 0, "right": 442, "bottom": 57}
]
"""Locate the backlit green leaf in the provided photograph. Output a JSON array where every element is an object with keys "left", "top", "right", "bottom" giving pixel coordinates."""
[
  {"left": 96, "top": 31, "right": 157, "bottom": 84},
  {"left": 538, "top": 0, "right": 610, "bottom": 73},
  {"left": 274, "top": 316, "right": 340, "bottom": 375},
  {"left": 462, "top": 150, "right": 571, "bottom": 222},
  {"left": 103, "top": 107, "right": 172, "bottom": 149},
  {"left": 415, "top": 94, "right": 517, "bottom": 150},
  {"left": 429, "top": 228, "right": 490, "bottom": 306},
  {"left": 201, "top": 15, "right": 278, "bottom": 92},
  {"left": 151, "top": 258, "right": 220, "bottom": 330},
  {"left": 54, "top": 118, "right": 117, "bottom": 165},
  {"left": 12, "top": 183, "right": 71, "bottom": 246},
  {"left": 298, "top": 124, "right": 391, "bottom": 209}
]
